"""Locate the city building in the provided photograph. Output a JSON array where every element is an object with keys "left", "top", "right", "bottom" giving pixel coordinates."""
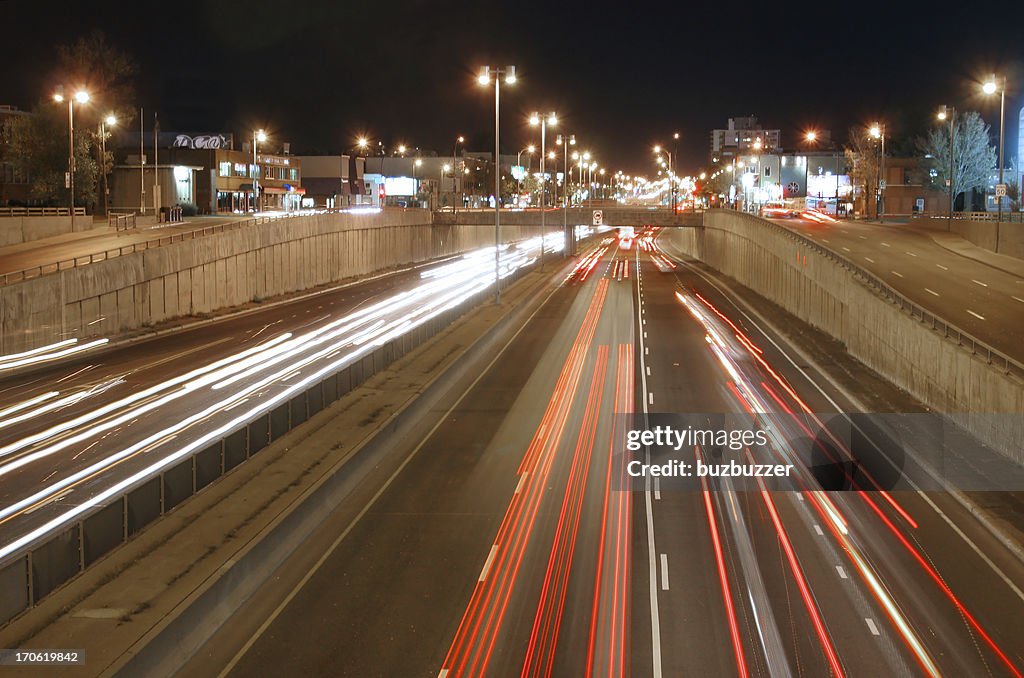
[
  {"left": 709, "top": 116, "right": 781, "bottom": 162},
  {"left": 296, "top": 155, "right": 366, "bottom": 208}
]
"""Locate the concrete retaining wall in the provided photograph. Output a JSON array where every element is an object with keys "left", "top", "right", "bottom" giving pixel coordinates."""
[
  {"left": 662, "top": 210, "right": 1024, "bottom": 460},
  {"left": 911, "top": 215, "right": 1024, "bottom": 259},
  {"left": 0, "top": 210, "right": 538, "bottom": 353},
  {"left": 0, "top": 215, "right": 92, "bottom": 247}
]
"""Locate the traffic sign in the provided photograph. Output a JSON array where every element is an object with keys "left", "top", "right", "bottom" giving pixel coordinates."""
[
  {"left": 593, "top": 209, "right": 603, "bottom": 225},
  {"left": 995, "top": 183, "right": 1007, "bottom": 197}
]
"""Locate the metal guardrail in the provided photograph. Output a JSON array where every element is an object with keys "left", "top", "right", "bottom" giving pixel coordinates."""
[
  {"left": 108, "top": 212, "right": 137, "bottom": 231},
  {"left": 0, "top": 207, "right": 86, "bottom": 217},
  {"left": 716, "top": 210, "right": 1024, "bottom": 379},
  {"left": 0, "top": 211, "right": 307, "bottom": 287},
  {"left": 953, "top": 211, "right": 1024, "bottom": 223}
]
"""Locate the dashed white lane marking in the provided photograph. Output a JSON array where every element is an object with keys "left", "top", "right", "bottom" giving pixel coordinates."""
[
  {"left": 905, "top": 251, "right": 917, "bottom": 257},
  {"left": 836, "top": 565, "right": 849, "bottom": 579},
  {"left": 645, "top": 346, "right": 649, "bottom": 355},
  {"left": 858, "top": 235, "right": 867, "bottom": 240},
  {"left": 891, "top": 270, "right": 904, "bottom": 278},
  {"left": 479, "top": 545, "right": 499, "bottom": 582},
  {"left": 646, "top": 366, "right": 651, "bottom": 376},
  {"left": 936, "top": 263, "right": 948, "bottom": 270},
  {"left": 1013, "top": 296, "right": 1024, "bottom": 304},
  {"left": 841, "top": 246, "right": 851, "bottom": 252},
  {"left": 654, "top": 477, "right": 661, "bottom": 501},
  {"left": 796, "top": 494, "right": 804, "bottom": 502},
  {"left": 515, "top": 473, "right": 528, "bottom": 494},
  {"left": 925, "top": 288, "right": 940, "bottom": 297},
  {"left": 644, "top": 331, "right": 648, "bottom": 338},
  {"left": 439, "top": 670, "right": 449, "bottom": 678},
  {"left": 881, "top": 242, "right": 891, "bottom": 247},
  {"left": 648, "top": 393, "right": 654, "bottom": 406},
  {"left": 821, "top": 238, "right": 830, "bottom": 243},
  {"left": 660, "top": 554, "right": 670, "bottom": 590},
  {"left": 864, "top": 257, "right": 875, "bottom": 263},
  {"left": 967, "top": 310, "right": 985, "bottom": 320},
  {"left": 813, "top": 524, "right": 824, "bottom": 536},
  {"left": 865, "top": 618, "right": 881, "bottom": 636},
  {"left": 971, "top": 279, "right": 988, "bottom": 287}
]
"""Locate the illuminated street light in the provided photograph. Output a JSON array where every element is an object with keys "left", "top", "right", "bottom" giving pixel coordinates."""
[
  {"left": 982, "top": 75, "right": 1007, "bottom": 225},
  {"left": 529, "top": 111, "right": 558, "bottom": 266},
  {"left": 397, "top": 144, "right": 407, "bottom": 156},
  {"left": 805, "top": 130, "right": 817, "bottom": 142},
  {"left": 253, "top": 129, "right": 268, "bottom": 212},
  {"left": 868, "top": 123, "right": 886, "bottom": 221},
  {"left": 936, "top": 105, "right": 956, "bottom": 223},
  {"left": 98, "top": 114, "right": 117, "bottom": 216},
  {"left": 52, "top": 86, "right": 90, "bottom": 218},
  {"left": 477, "top": 64, "right": 517, "bottom": 302}
]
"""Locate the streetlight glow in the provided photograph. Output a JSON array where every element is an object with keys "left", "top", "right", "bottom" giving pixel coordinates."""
[
  {"left": 105, "top": 114, "right": 117, "bottom": 126},
  {"left": 256, "top": 129, "right": 267, "bottom": 143},
  {"left": 805, "top": 131, "right": 817, "bottom": 142},
  {"left": 869, "top": 124, "right": 881, "bottom": 139},
  {"left": 983, "top": 79, "right": 997, "bottom": 95},
  {"left": 74, "top": 90, "right": 90, "bottom": 104}
]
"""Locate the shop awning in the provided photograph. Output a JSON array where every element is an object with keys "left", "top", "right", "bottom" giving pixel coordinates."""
[{"left": 262, "top": 186, "right": 306, "bottom": 195}]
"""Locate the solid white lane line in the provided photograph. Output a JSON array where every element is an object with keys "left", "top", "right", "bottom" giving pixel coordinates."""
[
  {"left": 813, "top": 524, "right": 824, "bottom": 536},
  {"left": 971, "top": 279, "right": 988, "bottom": 287},
  {"left": 936, "top": 263, "right": 948, "bottom": 270},
  {"left": 925, "top": 288, "right": 940, "bottom": 297},
  {"left": 836, "top": 565, "right": 849, "bottom": 579},
  {"left": 967, "top": 310, "right": 985, "bottom": 320},
  {"left": 660, "top": 554, "right": 670, "bottom": 590},
  {"left": 864, "top": 257, "right": 875, "bottom": 263},
  {"left": 865, "top": 618, "right": 881, "bottom": 636},
  {"left": 891, "top": 270, "right": 904, "bottom": 278},
  {"left": 479, "top": 544, "right": 499, "bottom": 582}
]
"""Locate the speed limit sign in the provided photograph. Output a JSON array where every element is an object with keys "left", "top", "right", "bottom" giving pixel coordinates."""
[{"left": 593, "top": 209, "right": 603, "bottom": 225}]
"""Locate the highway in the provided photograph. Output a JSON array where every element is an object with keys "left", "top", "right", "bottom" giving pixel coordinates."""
[
  {"left": 0, "top": 234, "right": 559, "bottom": 564},
  {"left": 770, "top": 215, "right": 1024, "bottom": 360},
  {"left": 171, "top": 229, "right": 1024, "bottom": 677}
]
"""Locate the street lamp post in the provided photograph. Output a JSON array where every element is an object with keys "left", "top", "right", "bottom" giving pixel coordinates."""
[
  {"left": 653, "top": 145, "right": 674, "bottom": 210},
  {"left": 478, "top": 65, "right": 517, "bottom": 303},
  {"left": 99, "top": 114, "right": 116, "bottom": 217},
  {"left": 452, "top": 135, "right": 464, "bottom": 210},
  {"left": 869, "top": 123, "right": 886, "bottom": 222},
  {"left": 983, "top": 76, "right": 1006, "bottom": 229},
  {"left": 516, "top": 144, "right": 535, "bottom": 205},
  {"left": 558, "top": 133, "right": 575, "bottom": 256},
  {"left": 937, "top": 107, "right": 956, "bottom": 224},
  {"left": 530, "top": 112, "right": 557, "bottom": 270},
  {"left": 413, "top": 158, "right": 423, "bottom": 206},
  {"left": 53, "top": 87, "right": 90, "bottom": 221},
  {"left": 253, "top": 129, "right": 267, "bottom": 212}
]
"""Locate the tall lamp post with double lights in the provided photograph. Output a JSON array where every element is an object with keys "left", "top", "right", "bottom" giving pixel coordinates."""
[
  {"left": 936, "top": 107, "right": 957, "bottom": 223},
  {"left": 983, "top": 76, "right": 1007, "bottom": 228},
  {"left": 477, "top": 65, "right": 517, "bottom": 303},
  {"left": 557, "top": 133, "right": 576, "bottom": 255},
  {"left": 253, "top": 128, "right": 267, "bottom": 212},
  {"left": 53, "top": 87, "right": 90, "bottom": 220},
  {"left": 530, "top": 111, "right": 557, "bottom": 269},
  {"left": 869, "top": 123, "right": 886, "bottom": 223}
]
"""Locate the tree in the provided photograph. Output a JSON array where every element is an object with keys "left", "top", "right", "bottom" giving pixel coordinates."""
[
  {"left": 3, "top": 105, "right": 97, "bottom": 206},
  {"left": 917, "top": 111, "right": 996, "bottom": 209},
  {"left": 56, "top": 31, "right": 137, "bottom": 121},
  {"left": 844, "top": 126, "right": 879, "bottom": 213}
]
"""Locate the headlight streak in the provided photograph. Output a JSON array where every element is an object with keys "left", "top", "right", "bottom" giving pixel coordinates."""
[
  {"left": 0, "top": 338, "right": 109, "bottom": 372},
  {"left": 0, "top": 239, "right": 543, "bottom": 559}
]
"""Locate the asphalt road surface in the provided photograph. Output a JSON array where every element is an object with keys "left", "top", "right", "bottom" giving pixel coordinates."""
[{"left": 169, "top": 230, "right": 1024, "bottom": 677}]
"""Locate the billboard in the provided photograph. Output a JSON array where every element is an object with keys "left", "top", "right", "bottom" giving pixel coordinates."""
[
  {"left": 384, "top": 176, "right": 418, "bottom": 196},
  {"left": 806, "top": 174, "right": 851, "bottom": 199}
]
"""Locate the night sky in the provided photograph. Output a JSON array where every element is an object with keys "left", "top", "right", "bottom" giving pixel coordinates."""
[{"left": 3, "top": 0, "right": 1022, "bottom": 174}]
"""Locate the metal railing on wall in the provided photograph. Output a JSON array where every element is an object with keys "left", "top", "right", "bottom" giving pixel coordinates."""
[
  {"left": 0, "top": 211, "right": 312, "bottom": 286},
  {"left": 715, "top": 210, "right": 1024, "bottom": 379},
  {"left": 0, "top": 207, "right": 86, "bottom": 218}
]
